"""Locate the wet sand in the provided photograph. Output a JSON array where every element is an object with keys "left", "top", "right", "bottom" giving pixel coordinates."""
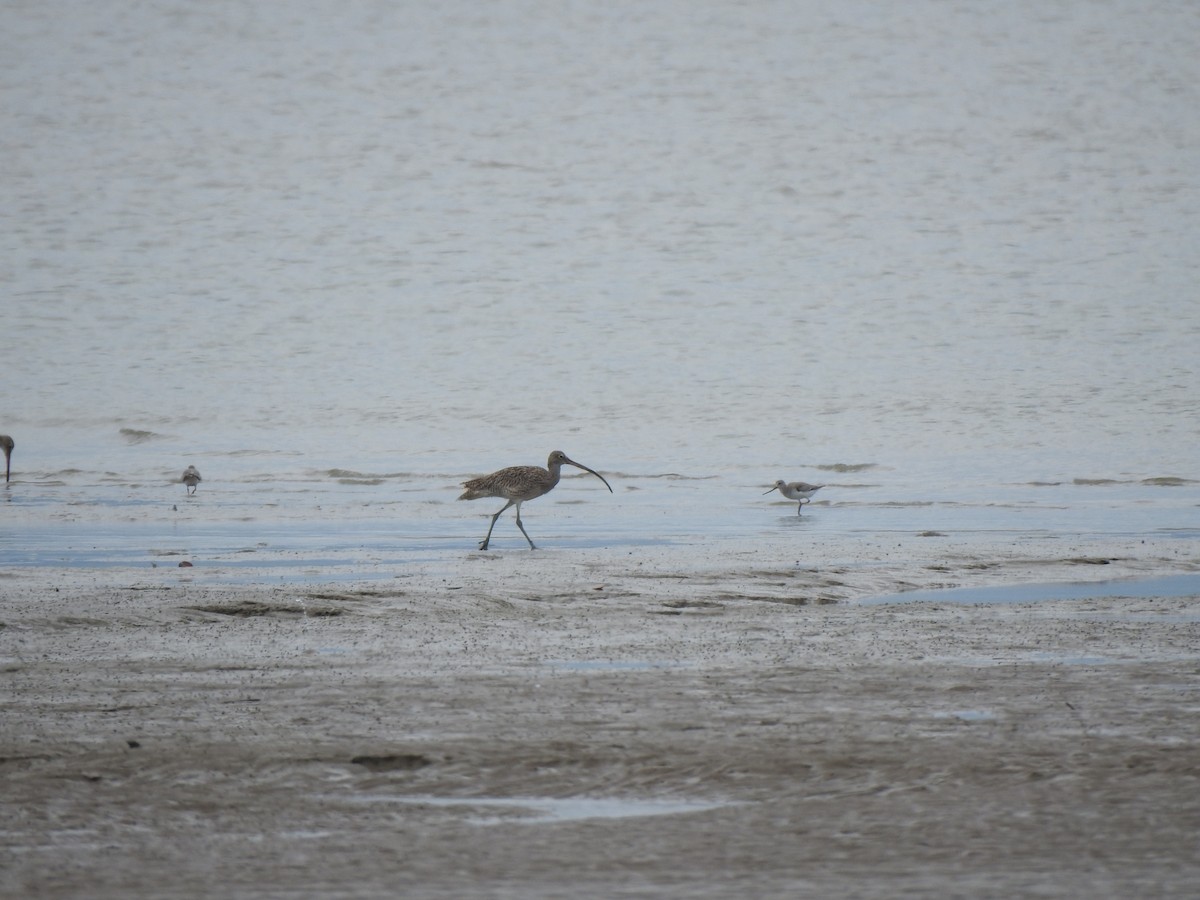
[{"left": 3, "top": 540, "right": 1199, "bottom": 898}]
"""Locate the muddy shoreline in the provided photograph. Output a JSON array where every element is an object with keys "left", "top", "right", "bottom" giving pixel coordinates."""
[{"left": 3, "top": 554, "right": 1199, "bottom": 897}]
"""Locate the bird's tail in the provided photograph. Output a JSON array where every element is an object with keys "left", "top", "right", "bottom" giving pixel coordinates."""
[{"left": 458, "top": 480, "right": 486, "bottom": 500}]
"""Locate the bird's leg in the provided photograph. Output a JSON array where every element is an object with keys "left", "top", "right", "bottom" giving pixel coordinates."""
[
  {"left": 479, "top": 500, "right": 515, "bottom": 550},
  {"left": 513, "top": 502, "right": 537, "bottom": 550},
  {"left": 796, "top": 502, "right": 803, "bottom": 516}
]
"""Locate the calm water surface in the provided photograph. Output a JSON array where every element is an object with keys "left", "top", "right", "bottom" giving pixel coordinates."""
[{"left": 3, "top": 1, "right": 1198, "bottom": 571}]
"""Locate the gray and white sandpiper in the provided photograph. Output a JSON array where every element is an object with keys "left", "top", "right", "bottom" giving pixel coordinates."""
[
  {"left": 763, "top": 479, "right": 823, "bottom": 515},
  {"left": 181, "top": 465, "right": 202, "bottom": 495}
]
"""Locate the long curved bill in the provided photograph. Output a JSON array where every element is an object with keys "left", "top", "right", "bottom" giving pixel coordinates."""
[
  {"left": 564, "top": 457, "right": 613, "bottom": 493},
  {"left": 762, "top": 485, "right": 780, "bottom": 495}
]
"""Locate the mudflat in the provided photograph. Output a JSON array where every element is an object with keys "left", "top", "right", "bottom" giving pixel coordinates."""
[{"left": 3, "top": 553, "right": 1198, "bottom": 898}]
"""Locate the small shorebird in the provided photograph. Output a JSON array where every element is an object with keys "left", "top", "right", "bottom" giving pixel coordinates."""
[
  {"left": 1, "top": 435, "right": 12, "bottom": 483},
  {"left": 459, "top": 450, "right": 613, "bottom": 550},
  {"left": 181, "top": 465, "right": 202, "bottom": 495},
  {"left": 763, "top": 479, "right": 823, "bottom": 515},
  {"left": 0, "top": 436, "right": 12, "bottom": 487}
]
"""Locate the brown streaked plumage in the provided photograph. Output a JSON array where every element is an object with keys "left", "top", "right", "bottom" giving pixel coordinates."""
[
  {"left": 181, "top": 465, "right": 202, "bottom": 495},
  {"left": 458, "top": 450, "right": 613, "bottom": 550},
  {"left": 0, "top": 435, "right": 12, "bottom": 483},
  {"left": 763, "top": 479, "right": 824, "bottom": 515}
]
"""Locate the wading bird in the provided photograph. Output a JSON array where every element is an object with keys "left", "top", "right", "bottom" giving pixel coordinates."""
[
  {"left": 763, "top": 479, "right": 823, "bottom": 515},
  {"left": 181, "top": 465, "right": 202, "bottom": 495},
  {"left": 459, "top": 450, "right": 612, "bottom": 550},
  {"left": 1, "top": 435, "right": 12, "bottom": 483}
]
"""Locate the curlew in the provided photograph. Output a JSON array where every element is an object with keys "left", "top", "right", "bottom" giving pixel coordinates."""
[
  {"left": 763, "top": 479, "right": 823, "bottom": 515},
  {"left": 181, "top": 465, "right": 202, "bottom": 495},
  {"left": 458, "top": 450, "right": 612, "bottom": 550},
  {"left": 0, "top": 435, "right": 12, "bottom": 483}
]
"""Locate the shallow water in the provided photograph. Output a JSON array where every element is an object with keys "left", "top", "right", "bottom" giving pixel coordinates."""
[
  {"left": 2, "top": 0, "right": 1198, "bottom": 579},
  {"left": 863, "top": 572, "right": 1200, "bottom": 606},
  {"left": 347, "top": 795, "right": 729, "bottom": 826}
]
